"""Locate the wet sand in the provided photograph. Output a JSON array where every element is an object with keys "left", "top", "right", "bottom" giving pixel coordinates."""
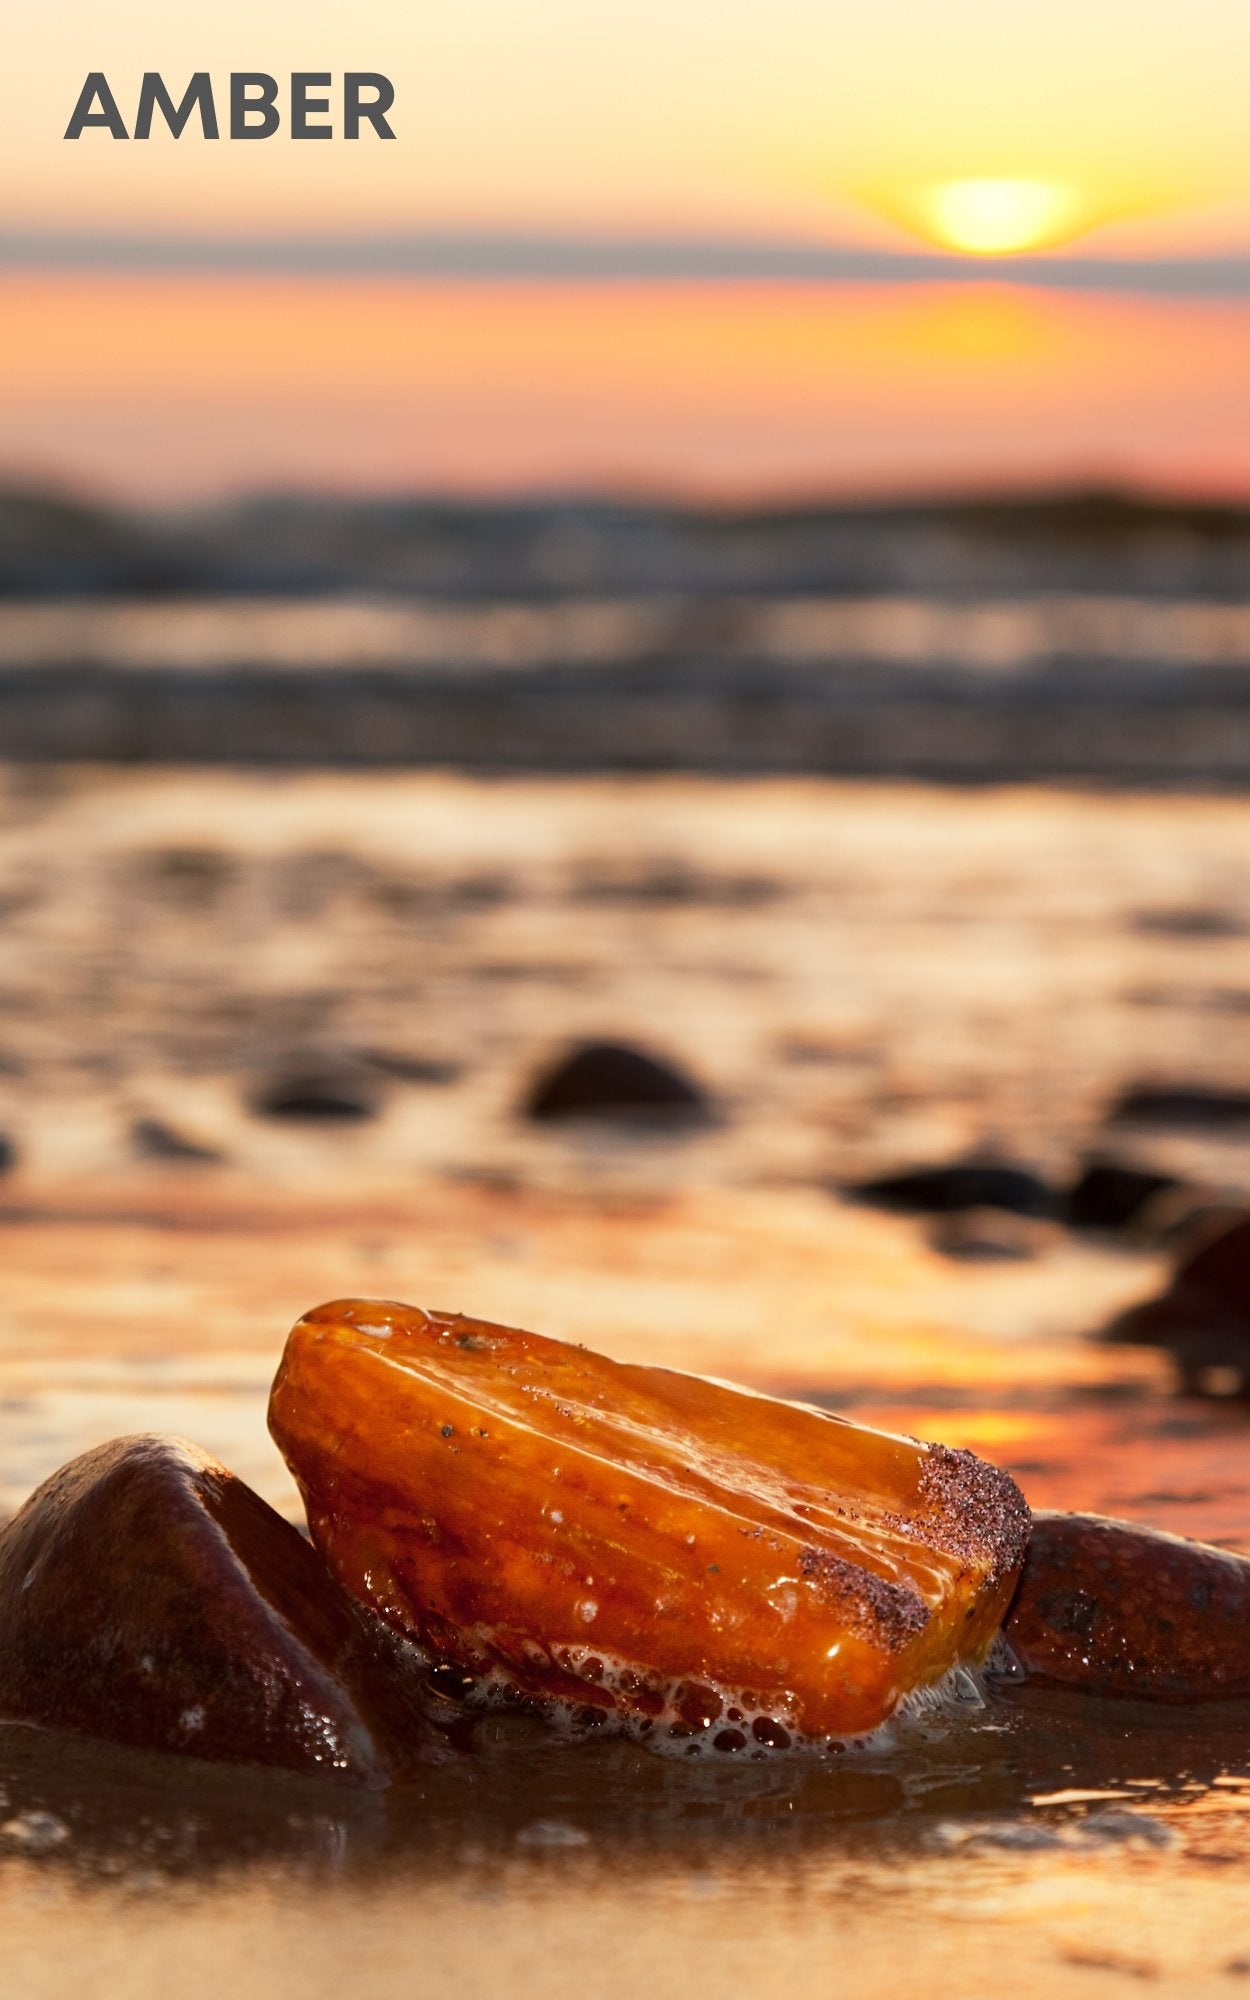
[{"left": 1, "top": 768, "right": 1248, "bottom": 1994}]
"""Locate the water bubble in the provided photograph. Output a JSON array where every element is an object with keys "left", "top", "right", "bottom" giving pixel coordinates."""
[{"left": 456, "top": 1643, "right": 991, "bottom": 1761}]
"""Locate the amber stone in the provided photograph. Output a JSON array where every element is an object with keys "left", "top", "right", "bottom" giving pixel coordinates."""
[
  {"left": 0, "top": 1435, "right": 443, "bottom": 1783},
  {"left": 1004, "top": 1511, "right": 1250, "bottom": 1702},
  {"left": 270, "top": 1300, "right": 1030, "bottom": 1741}
]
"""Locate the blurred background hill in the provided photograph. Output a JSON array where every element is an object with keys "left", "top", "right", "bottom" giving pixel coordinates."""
[{"left": 5, "top": 485, "right": 1250, "bottom": 600}]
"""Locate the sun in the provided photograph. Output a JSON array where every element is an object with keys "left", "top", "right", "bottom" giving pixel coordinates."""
[{"left": 916, "top": 178, "right": 1077, "bottom": 256}]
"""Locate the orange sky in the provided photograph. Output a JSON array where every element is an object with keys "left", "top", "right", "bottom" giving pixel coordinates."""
[
  {"left": 5, "top": 3, "right": 1250, "bottom": 496},
  {"left": 8, "top": 0, "right": 1250, "bottom": 252},
  {"left": 6, "top": 274, "right": 1250, "bottom": 501}
]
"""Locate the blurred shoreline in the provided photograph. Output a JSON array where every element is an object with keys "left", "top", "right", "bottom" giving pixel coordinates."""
[{"left": 3, "top": 487, "right": 1249, "bottom": 781}]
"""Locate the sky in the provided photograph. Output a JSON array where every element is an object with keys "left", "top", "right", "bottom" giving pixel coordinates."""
[
  {"left": 4, "top": 2, "right": 1250, "bottom": 498},
  {"left": 7, "top": 0, "right": 1250, "bottom": 251},
  {"left": 9, "top": 275, "right": 1250, "bottom": 501}
]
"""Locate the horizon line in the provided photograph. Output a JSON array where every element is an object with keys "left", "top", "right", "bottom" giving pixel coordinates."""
[{"left": 5, "top": 227, "right": 1250, "bottom": 296}]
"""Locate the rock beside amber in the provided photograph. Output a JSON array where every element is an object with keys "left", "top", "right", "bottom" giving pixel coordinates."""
[
  {"left": 1003, "top": 1511, "right": 1250, "bottom": 1702},
  {"left": 269, "top": 1300, "right": 1031, "bottom": 1741},
  {"left": 0, "top": 1435, "right": 443, "bottom": 1783}
]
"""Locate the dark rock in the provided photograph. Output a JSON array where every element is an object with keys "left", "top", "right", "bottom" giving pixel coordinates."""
[
  {"left": 1102, "top": 1210, "right": 1250, "bottom": 1395},
  {"left": 1003, "top": 1511, "right": 1250, "bottom": 1701},
  {"left": 846, "top": 1159, "right": 1054, "bottom": 1218},
  {"left": 0, "top": 1134, "right": 14, "bottom": 1175},
  {"left": 131, "top": 1118, "right": 222, "bottom": 1164},
  {"left": 524, "top": 1041, "right": 709, "bottom": 1123},
  {"left": 1105, "top": 1084, "right": 1250, "bottom": 1131},
  {"left": 1164, "top": 1209, "right": 1250, "bottom": 1312},
  {"left": 250, "top": 1061, "right": 380, "bottom": 1123},
  {"left": 1064, "top": 1159, "right": 1179, "bottom": 1233},
  {"left": 0, "top": 1436, "right": 443, "bottom": 1784}
]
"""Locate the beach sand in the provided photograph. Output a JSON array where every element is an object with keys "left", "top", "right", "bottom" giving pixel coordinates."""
[{"left": 1, "top": 766, "right": 1248, "bottom": 1994}]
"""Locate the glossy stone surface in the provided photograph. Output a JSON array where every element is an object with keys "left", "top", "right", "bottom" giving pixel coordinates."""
[
  {"left": 0, "top": 1435, "right": 443, "bottom": 1784},
  {"left": 270, "top": 1298, "right": 1031, "bottom": 1741},
  {"left": 1003, "top": 1511, "right": 1250, "bottom": 1702}
]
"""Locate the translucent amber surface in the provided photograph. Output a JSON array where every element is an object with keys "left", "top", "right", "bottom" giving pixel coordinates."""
[{"left": 270, "top": 1299, "right": 1031, "bottom": 1741}]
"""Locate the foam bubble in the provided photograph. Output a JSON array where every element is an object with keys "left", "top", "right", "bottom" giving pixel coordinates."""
[{"left": 438, "top": 1636, "right": 997, "bottom": 1762}]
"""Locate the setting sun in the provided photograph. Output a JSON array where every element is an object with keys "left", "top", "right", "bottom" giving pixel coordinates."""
[{"left": 918, "top": 177, "right": 1078, "bottom": 255}]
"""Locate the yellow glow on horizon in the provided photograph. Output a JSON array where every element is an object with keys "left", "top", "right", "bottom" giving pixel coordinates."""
[
  {"left": 7, "top": 272, "right": 1250, "bottom": 502},
  {"left": 916, "top": 178, "right": 1079, "bottom": 255},
  {"left": 9, "top": 2, "right": 1250, "bottom": 255},
  {"left": 858, "top": 172, "right": 1169, "bottom": 260}
]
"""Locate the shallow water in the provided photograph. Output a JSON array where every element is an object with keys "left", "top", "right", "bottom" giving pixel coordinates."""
[
  {"left": 2, "top": 1684, "right": 1250, "bottom": 1998},
  {"left": 0, "top": 768, "right": 1248, "bottom": 1995}
]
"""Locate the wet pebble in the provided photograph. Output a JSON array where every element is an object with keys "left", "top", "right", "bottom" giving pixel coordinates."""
[
  {"left": 250, "top": 1058, "right": 380, "bottom": 1123},
  {"left": 846, "top": 1158, "right": 1054, "bottom": 1218},
  {"left": 1106, "top": 1083, "right": 1250, "bottom": 1132},
  {"left": 1003, "top": 1511, "right": 1250, "bottom": 1701},
  {"left": 524, "top": 1041, "right": 709, "bottom": 1124},
  {"left": 1103, "top": 1211, "right": 1250, "bottom": 1395},
  {"left": 0, "top": 1435, "right": 444, "bottom": 1783}
]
